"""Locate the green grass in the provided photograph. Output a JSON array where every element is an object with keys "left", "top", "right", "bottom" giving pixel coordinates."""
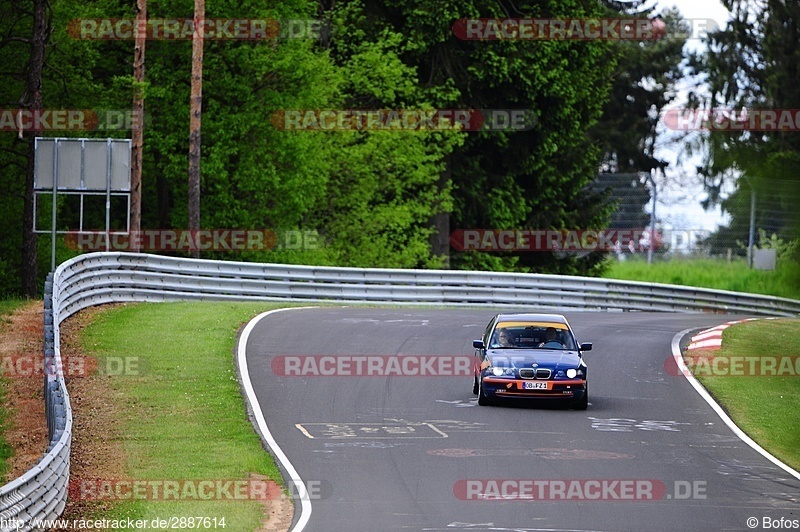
[
  {"left": 604, "top": 257, "right": 800, "bottom": 300},
  {"left": 77, "top": 302, "right": 296, "bottom": 530},
  {"left": 0, "top": 298, "right": 29, "bottom": 481},
  {"left": 694, "top": 318, "right": 800, "bottom": 471},
  {"left": 0, "top": 390, "right": 11, "bottom": 481},
  {"left": 0, "top": 298, "right": 26, "bottom": 326}
]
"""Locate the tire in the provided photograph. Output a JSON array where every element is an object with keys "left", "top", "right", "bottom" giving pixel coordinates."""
[
  {"left": 477, "top": 376, "right": 492, "bottom": 406},
  {"left": 472, "top": 375, "right": 479, "bottom": 395},
  {"left": 573, "top": 386, "right": 588, "bottom": 410}
]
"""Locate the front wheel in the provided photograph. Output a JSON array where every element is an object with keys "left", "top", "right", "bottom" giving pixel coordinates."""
[
  {"left": 472, "top": 375, "right": 479, "bottom": 395},
  {"left": 477, "top": 377, "right": 492, "bottom": 406},
  {"left": 573, "top": 386, "right": 588, "bottom": 410}
]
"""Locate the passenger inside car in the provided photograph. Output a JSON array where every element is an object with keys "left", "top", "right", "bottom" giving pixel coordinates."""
[{"left": 492, "top": 328, "right": 516, "bottom": 348}]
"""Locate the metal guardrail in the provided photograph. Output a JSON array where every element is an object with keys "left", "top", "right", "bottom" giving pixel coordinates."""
[
  {"left": 0, "top": 274, "right": 71, "bottom": 532},
  {"left": 57, "top": 252, "right": 800, "bottom": 316},
  {"left": 2, "top": 251, "right": 798, "bottom": 530}
]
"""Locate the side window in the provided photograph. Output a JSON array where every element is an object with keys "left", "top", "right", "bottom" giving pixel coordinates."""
[{"left": 483, "top": 318, "right": 495, "bottom": 344}]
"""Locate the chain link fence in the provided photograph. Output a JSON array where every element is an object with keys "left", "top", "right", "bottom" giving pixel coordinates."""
[{"left": 594, "top": 173, "right": 796, "bottom": 267}]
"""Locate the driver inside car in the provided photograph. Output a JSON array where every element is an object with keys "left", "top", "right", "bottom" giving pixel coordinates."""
[{"left": 538, "top": 327, "right": 564, "bottom": 348}]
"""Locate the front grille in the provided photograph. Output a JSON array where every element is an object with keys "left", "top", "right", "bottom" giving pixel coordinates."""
[{"left": 519, "top": 368, "right": 551, "bottom": 379}]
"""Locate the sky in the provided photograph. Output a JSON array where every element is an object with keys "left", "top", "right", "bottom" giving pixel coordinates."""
[{"left": 639, "top": 0, "right": 734, "bottom": 242}]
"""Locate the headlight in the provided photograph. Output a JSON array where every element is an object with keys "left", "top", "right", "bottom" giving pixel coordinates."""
[
  {"left": 566, "top": 368, "right": 577, "bottom": 378},
  {"left": 491, "top": 366, "right": 514, "bottom": 376}
]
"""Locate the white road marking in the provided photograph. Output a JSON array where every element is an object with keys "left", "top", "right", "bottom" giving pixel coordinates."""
[
  {"left": 295, "top": 421, "right": 449, "bottom": 439},
  {"left": 295, "top": 424, "right": 314, "bottom": 439},
  {"left": 238, "top": 306, "right": 318, "bottom": 532}
]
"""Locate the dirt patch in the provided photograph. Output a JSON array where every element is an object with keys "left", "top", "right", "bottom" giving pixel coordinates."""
[
  {"left": 59, "top": 305, "right": 130, "bottom": 524},
  {"left": 0, "top": 302, "right": 293, "bottom": 531},
  {"left": 251, "top": 473, "right": 294, "bottom": 532},
  {"left": 0, "top": 300, "right": 48, "bottom": 481}
]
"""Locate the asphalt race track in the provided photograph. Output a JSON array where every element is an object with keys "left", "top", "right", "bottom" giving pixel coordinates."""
[{"left": 241, "top": 307, "right": 800, "bottom": 532}]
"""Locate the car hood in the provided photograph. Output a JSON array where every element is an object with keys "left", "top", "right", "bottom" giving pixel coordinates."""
[{"left": 487, "top": 349, "right": 582, "bottom": 370}]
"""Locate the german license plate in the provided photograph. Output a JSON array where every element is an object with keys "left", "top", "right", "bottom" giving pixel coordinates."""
[{"left": 523, "top": 381, "right": 548, "bottom": 390}]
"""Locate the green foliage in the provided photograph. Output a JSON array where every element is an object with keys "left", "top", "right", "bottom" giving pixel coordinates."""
[
  {"left": 328, "top": 0, "right": 624, "bottom": 275},
  {"left": 690, "top": 0, "right": 800, "bottom": 250},
  {"left": 604, "top": 257, "right": 800, "bottom": 300},
  {"left": 1, "top": 0, "right": 682, "bottom": 291}
]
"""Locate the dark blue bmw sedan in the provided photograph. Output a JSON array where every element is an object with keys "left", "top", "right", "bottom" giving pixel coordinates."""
[{"left": 472, "top": 313, "right": 592, "bottom": 409}]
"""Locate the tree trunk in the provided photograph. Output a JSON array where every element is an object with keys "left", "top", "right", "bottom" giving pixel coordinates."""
[
  {"left": 429, "top": 155, "right": 452, "bottom": 267},
  {"left": 188, "top": 0, "right": 204, "bottom": 259},
  {"left": 130, "top": 0, "right": 147, "bottom": 251},
  {"left": 22, "top": 0, "right": 48, "bottom": 296}
]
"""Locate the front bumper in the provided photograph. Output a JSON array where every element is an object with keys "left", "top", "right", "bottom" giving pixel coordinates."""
[{"left": 483, "top": 377, "right": 586, "bottom": 400}]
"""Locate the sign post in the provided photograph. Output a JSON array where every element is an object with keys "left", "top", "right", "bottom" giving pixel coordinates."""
[{"left": 34, "top": 137, "right": 132, "bottom": 271}]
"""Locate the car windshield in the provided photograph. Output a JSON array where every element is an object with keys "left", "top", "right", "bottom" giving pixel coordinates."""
[{"left": 489, "top": 323, "right": 576, "bottom": 350}]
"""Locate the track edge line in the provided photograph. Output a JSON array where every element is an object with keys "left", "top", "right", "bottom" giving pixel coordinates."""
[
  {"left": 671, "top": 327, "right": 800, "bottom": 481},
  {"left": 237, "top": 306, "right": 319, "bottom": 531}
]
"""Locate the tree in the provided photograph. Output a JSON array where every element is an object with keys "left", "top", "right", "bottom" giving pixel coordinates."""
[
  {"left": 689, "top": 0, "right": 800, "bottom": 250},
  {"left": 0, "top": 0, "right": 35, "bottom": 294},
  {"left": 188, "top": 0, "right": 204, "bottom": 258},
  {"left": 589, "top": 5, "right": 688, "bottom": 248},
  {"left": 322, "top": 0, "right": 620, "bottom": 274},
  {"left": 593, "top": 7, "right": 687, "bottom": 176},
  {"left": 130, "top": 0, "right": 147, "bottom": 251}
]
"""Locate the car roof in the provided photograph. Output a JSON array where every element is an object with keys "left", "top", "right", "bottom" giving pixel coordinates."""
[{"left": 494, "top": 313, "right": 569, "bottom": 325}]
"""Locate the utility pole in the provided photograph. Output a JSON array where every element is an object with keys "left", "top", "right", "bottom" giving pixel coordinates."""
[
  {"left": 646, "top": 171, "right": 657, "bottom": 265},
  {"left": 748, "top": 185, "right": 756, "bottom": 269}
]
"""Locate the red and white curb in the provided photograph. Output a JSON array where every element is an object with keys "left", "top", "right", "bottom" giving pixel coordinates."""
[{"left": 685, "top": 317, "right": 777, "bottom": 351}]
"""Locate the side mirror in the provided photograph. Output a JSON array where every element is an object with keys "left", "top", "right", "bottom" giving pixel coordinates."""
[
  {"left": 580, "top": 342, "right": 593, "bottom": 352},
  {"left": 473, "top": 339, "right": 485, "bottom": 349}
]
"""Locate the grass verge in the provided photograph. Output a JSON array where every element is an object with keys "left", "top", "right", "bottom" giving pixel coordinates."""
[
  {"left": 0, "top": 390, "right": 10, "bottom": 481},
  {"left": 74, "top": 301, "right": 295, "bottom": 530},
  {"left": 0, "top": 298, "right": 29, "bottom": 479},
  {"left": 604, "top": 258, "right": 800, "bottom": 300},
  {"left": 0, "top": 298, "right": 26, "bottom": 325},
  {"left": 693, "top": 318, "right": 800, "bottom": 471}
]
